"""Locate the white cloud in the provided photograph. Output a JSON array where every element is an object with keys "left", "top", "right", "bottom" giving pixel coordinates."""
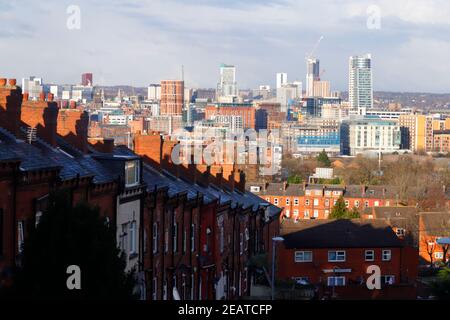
[{"left": 0, "top": 0, "right": 449, "bottom": 92}]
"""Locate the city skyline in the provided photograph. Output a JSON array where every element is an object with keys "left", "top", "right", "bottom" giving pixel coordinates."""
[{"left": 1, "top": 1, "right": 450, "bottom": 93}]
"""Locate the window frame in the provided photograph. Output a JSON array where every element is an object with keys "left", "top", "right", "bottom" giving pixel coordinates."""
[
  {"left": 328, "top": 250, "right": 346, "bottom": 262},
  {"left": 382, "top": 249, "right": 392, "bottom": 261},
  {"left": 365, "top": 250, "right": 375, "bottom": 261},
  {"left": 294, "top": 251, "right": 313, "bottom": 263}
]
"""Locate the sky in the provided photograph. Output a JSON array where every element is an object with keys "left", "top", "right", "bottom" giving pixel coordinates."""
[{"left": 1, "top": 0, "right": 450, "bottom": 93}]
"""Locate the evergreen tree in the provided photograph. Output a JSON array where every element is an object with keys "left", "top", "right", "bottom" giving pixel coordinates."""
[
  {"left": 316, "top": 150, "right": 331, "bottom": 167},
  {"left": 329, "top": 196, "right": 347, "bottom": 219},
  {"left": 9, "top": 190, "right": 137, "bottom": 299},
  {"left": 329, "top": 197, "right": 361, "bottom": 219}
]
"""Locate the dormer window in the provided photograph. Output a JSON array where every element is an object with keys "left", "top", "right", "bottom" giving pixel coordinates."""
[{"left": 125, "top": 160, "right": 140, "bottom": 187}]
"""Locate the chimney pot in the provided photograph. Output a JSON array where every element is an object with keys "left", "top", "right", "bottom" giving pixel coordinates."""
[{"left": 8, "top": 79, "right": 16, "bottom": 86}]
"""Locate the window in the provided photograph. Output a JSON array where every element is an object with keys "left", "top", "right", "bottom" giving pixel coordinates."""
[
  {"left": 328, "top": 250, "right": 346, "bottom": 262},
  {"left": 305, "top": 199, "right": 310, "bottom": 206},
  {"left": 163, "top": 280, "right": 168, "bottom": 300},
  {"left": 240, "top": 233, "right": 244, "bottom": 254},
  {"left": 345, "top": 200, "right": 349, "bottom": 207},
  {"left": 173, "top": 222, "right": 178, "bottom": 253},
  {"left": 18, "top": 221, "right": 25, "bottom": 254},
  {"left": 125, "top": 160, "right": 140, "bottom": 187},
  {"left": 120, "top": 223, "right": 128, "bottom": 252},
  {"left": 294, "top": 277, "right": 310, "bottom": 285},
  {"left": 327, "top": 276, "right": 345, "bottom": 286},
  {"left": 129, "top": 221, "right": 137, "bottom": 255},
  {"left": 365, "top": 250, "right": 374, "bottom": 261},
  {"left": 325, "top": 199, "right": 330, "bottom": 207},
  {"left": 274, "top": 198, "right": 279, "bottom": 206},
  {"left": 152, "top": 222, "right": 158, "bottom": 254},
  {"left": 294, "top": 198, "right": 299, "bottom": 205},
  {"left": 435, "top": 252, "right": 444, "bottom": 259},
  {"left": 190, "top": 224, "right": 195, "bottom": 252},
  {"left": 313, "top": 210, "right": 319, "bottom": 218},
  {"left": 285, "top": 198, "right": 290, "bottom": 205},
  {"left": 245, "top": 228, "right": 249, "bottom": 251},
  {"left": 35, "top": 211, "right": 43, "bottom": 227},
  {"left": 396, "top": 228, "right": 406, "bottom": 237},
  {"left": 285, "top": 209, "right": 290, "bottom": 217},
  {"left": 293, "top": 209, "right": 299, "bottom": 217},
  {"left": 382, "top": 250, "right": 391, "bottom": 261},
  {"left": 382, "top": 275, "right": 395, "bottom": 285},
  {"left": 304, "top": 210, "right": 309, "bottom": 218},
  {"left": 294, "top": 251, "right": 313, "bottom": 262},
  {"left": 313, "top": 199, "right": 319, "bottom": 207},
  {"left": 365, "top": 201, "right": 369, "bottom": 207},
  {"left": 355, "top": 200, "right": 360, "bottom": 208},
  {"left": 152, "top": 277, "right": 157, "bottom": 300}
]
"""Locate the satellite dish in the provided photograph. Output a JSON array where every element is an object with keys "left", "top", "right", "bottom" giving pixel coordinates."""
[
  {"left": 173, "top": 287, "right": 181, "bottom": 300},
  {"left": 436, "top": 237, "right": 450, "bottom": 245}
]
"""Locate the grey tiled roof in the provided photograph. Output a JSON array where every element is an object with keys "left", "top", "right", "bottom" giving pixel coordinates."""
[
  {"left": 281, "top": 219, "right": 403, "bottom": 249},
  {"left": 142, "top": 164, "right": 281, "bottom": 216}
]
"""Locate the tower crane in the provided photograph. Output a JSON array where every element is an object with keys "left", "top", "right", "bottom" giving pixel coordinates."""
[{"left": 306, "top": 35, "right": 324, "bottom": 60}]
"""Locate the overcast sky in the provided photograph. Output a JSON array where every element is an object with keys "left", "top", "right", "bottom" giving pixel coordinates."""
[{"left": 1, "top": 0, "right": 450, "bottom": 93}]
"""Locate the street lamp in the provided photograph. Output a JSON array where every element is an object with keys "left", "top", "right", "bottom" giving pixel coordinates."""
[{"left": 271, "top": 236, "right": 284, "bottom": 300}]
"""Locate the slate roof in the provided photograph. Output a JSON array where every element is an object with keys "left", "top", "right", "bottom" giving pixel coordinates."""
[
  {"left": 420, "top": 212, "right": 450, "bottom": 237},
  {"left": 281, "top": 219, "right": 403, "bottom": 249},
  {"left": 0, "top": 127, "right": 118, "bottom": 184},
  {"left": 247, "top": 182, "right": 399, "bottom": 199},
  {"left": 142, "top": 164, "right": 281, "bottom": 216}
]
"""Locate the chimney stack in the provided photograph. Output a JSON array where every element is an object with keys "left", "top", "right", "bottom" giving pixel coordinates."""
[
  {"left": 57, "top": 109, "right": 89, "bottom": 153},
  {"left": 21, "top": 99, "right": 59, "bottom": 146},
  {"left": 0, "top": 77, "right": 22, "bottom": 136}
]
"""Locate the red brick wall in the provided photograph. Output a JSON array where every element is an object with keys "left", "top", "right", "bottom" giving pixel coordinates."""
[
  {"left": 0, "top": 80, "right": 22, "bottom": 136},
  {"left": 57, "top": 109, "right": 89, "bottom": 153},
  {"left": 21, "top": 100, "right": 58, "bottom": 146}
]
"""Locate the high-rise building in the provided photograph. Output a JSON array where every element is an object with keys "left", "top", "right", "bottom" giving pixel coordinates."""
[
  {"left": 341, "top": 118, "right": 401, "bottom": 156},
  {"left": 217, "top": 64, "right": 238, "bottom": 99},
  {"left": 81, "top": 73, "right": 93, "bottom": 86},
  {"left": 276, "top": 73, "right": 287, "bottom": 89},
  {"left": 306, "top": 58, "right": 320, "bottom": 97},
  {"left": 312, "top": 80, "right": 330, "bottom": 97},
  {"left": 205, "top": 103, "right": 255, "bottom": 129},
  {"left": 349, "top": 54, "right": 373, "bottom": 113},
  {"left": 147, "top": 84, "right": 161, "bottom": 100},
  {"left": 160, "top": 80, "right": 184, "bottom": 115},
  {"left": 22, "top": 76, "right": 44, "bottom": 100}
]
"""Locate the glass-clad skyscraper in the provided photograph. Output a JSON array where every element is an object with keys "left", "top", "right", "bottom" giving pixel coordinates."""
[{"left": 349, "top": 54, "right": 373, "bottom": 112}]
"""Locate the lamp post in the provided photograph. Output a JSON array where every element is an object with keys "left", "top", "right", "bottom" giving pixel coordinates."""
[{"left": 271, "top": 236, "right": 284, "bottom": 300}]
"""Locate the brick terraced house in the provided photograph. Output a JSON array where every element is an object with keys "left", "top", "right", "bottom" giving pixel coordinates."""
[
  {"left": 0, "top": 77, "right": 281, "bottom": 300},
  {"left": 248, "top": 182, "right": 400, "bottom": 220},
  {"left": 277, "top": 219, "right": 418, "bottom": 299}
]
